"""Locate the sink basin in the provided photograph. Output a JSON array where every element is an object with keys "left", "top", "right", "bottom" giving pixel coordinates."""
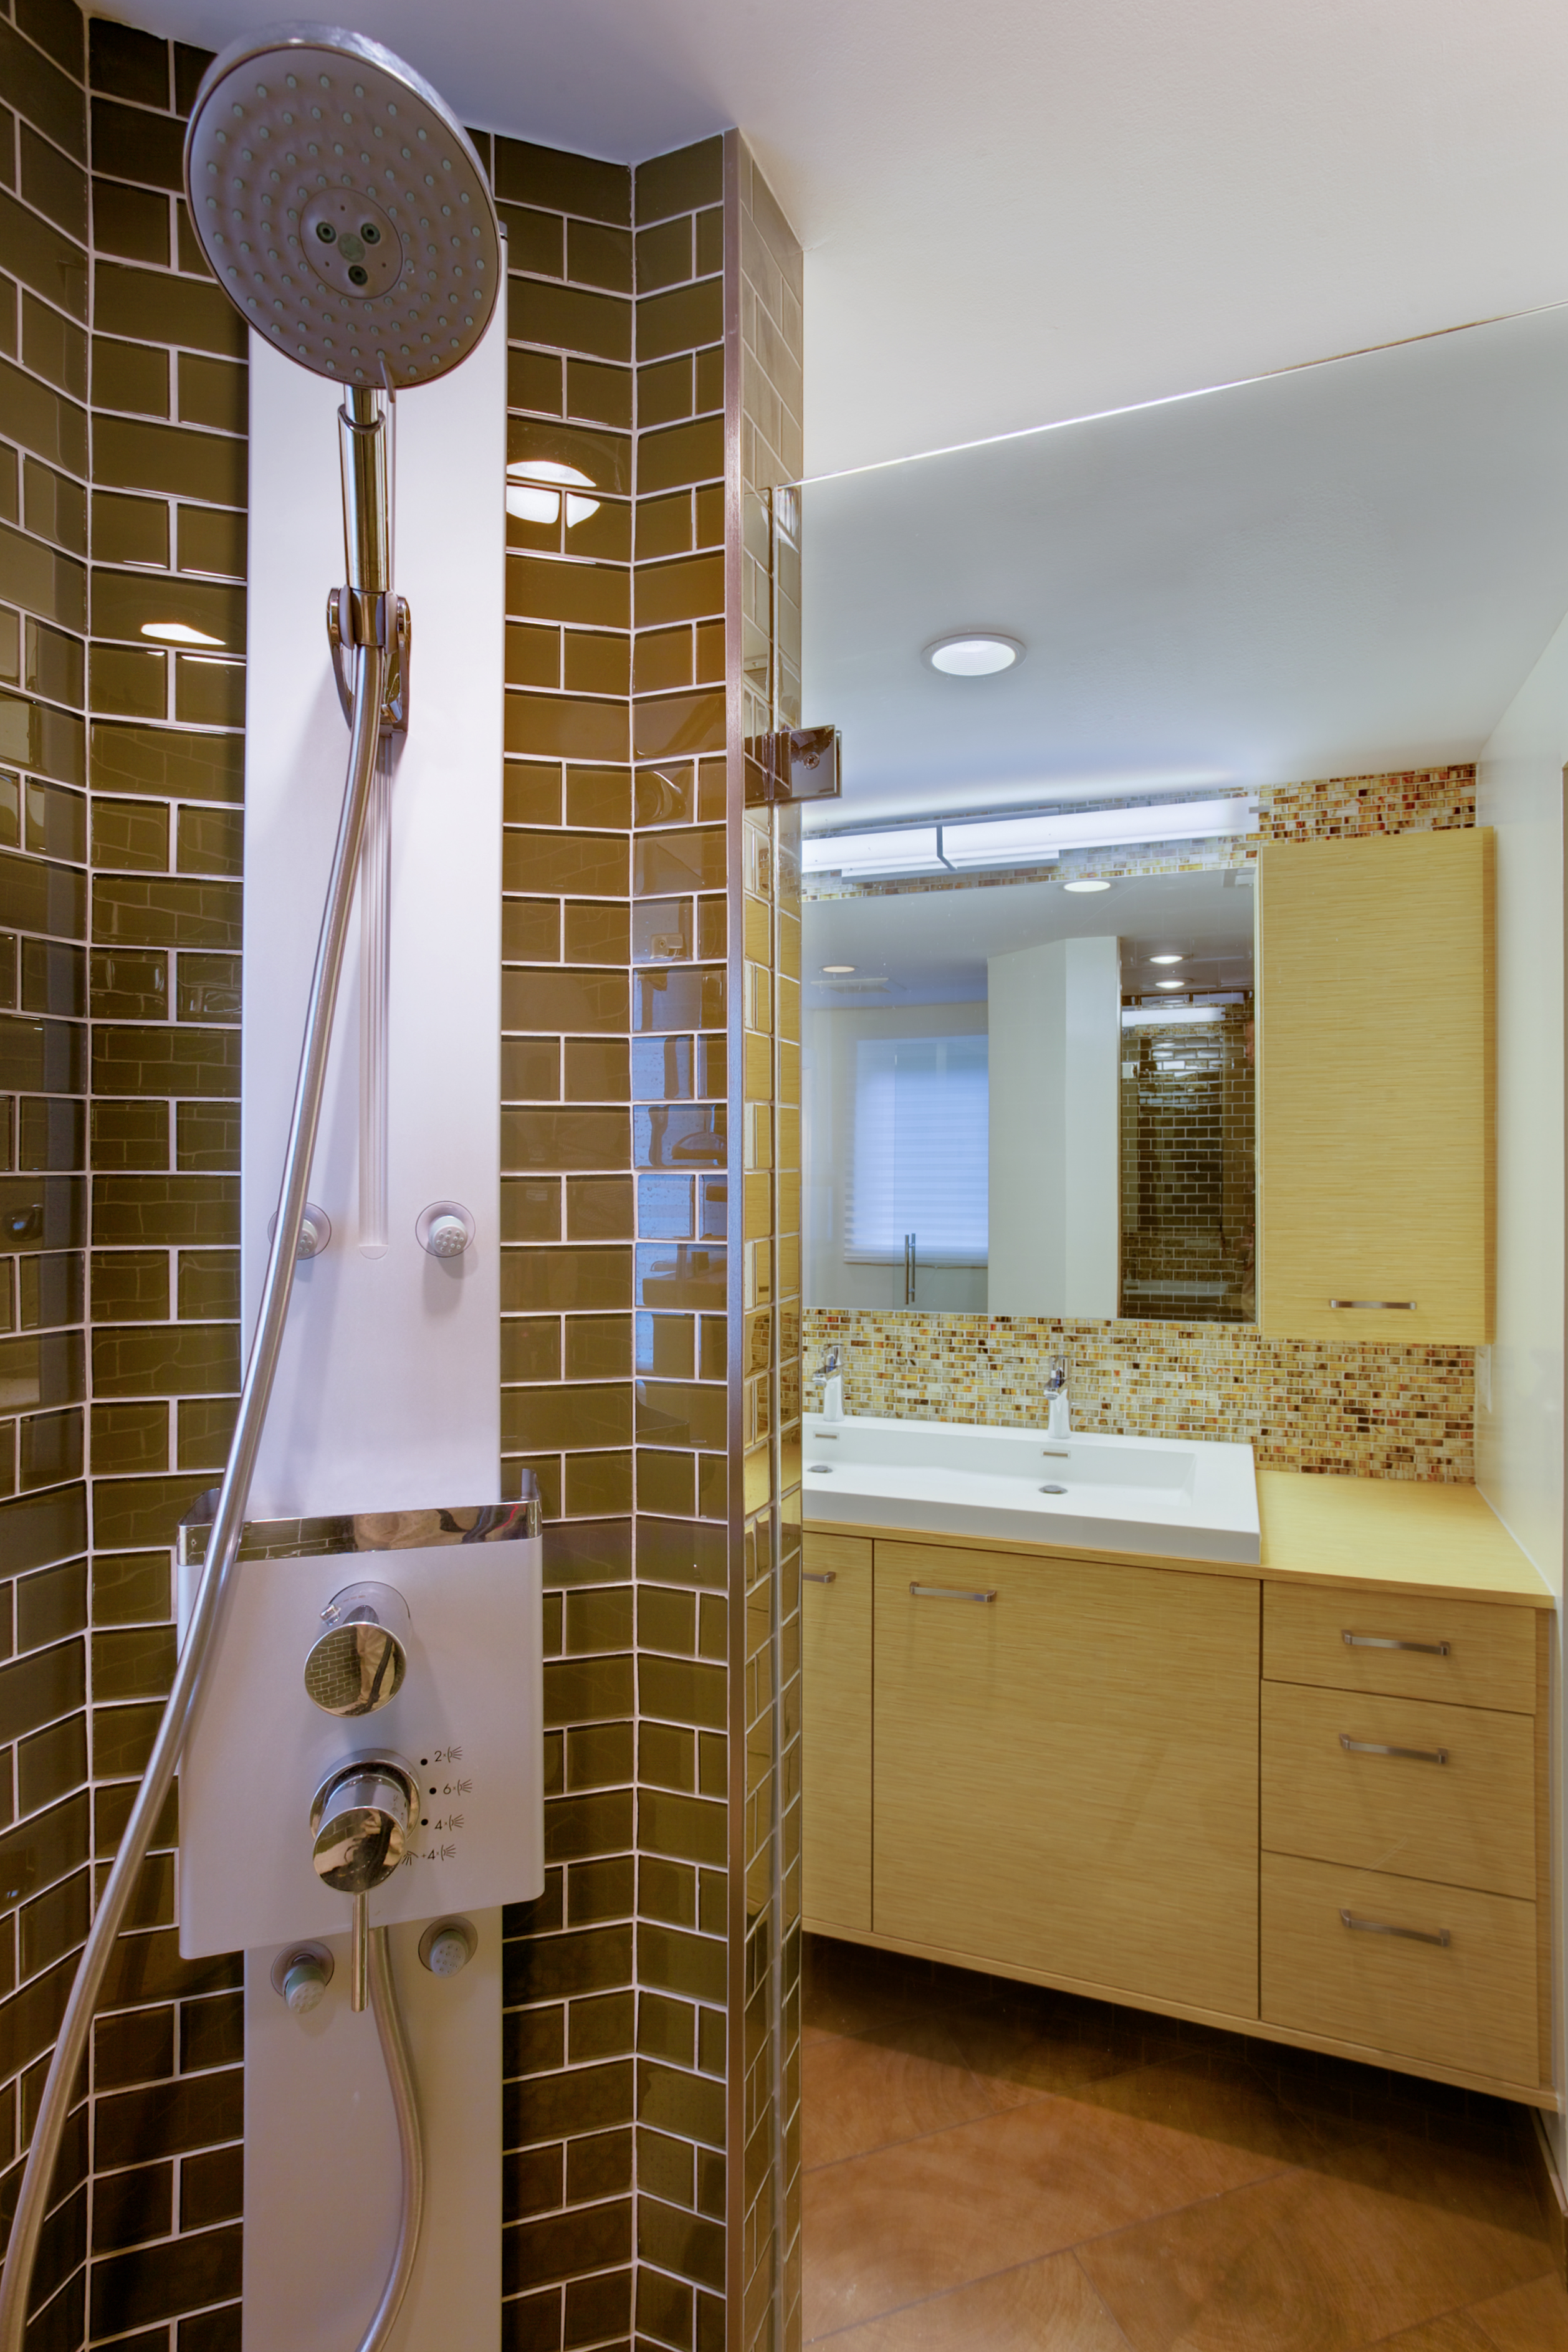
[{"left": 801, "top": 1414, "right": 1260, "bottom": 1564}]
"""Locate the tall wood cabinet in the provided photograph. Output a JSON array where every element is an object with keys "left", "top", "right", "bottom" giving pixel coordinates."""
[{"left": 1257, "top": 827, "right": 1494, "bottom": 1344}]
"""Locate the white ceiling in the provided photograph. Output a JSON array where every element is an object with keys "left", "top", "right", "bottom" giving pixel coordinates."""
[
  {"left": 126, "top": 0, "right": 1568, "bottom": 474},
  {"left": 800, "top": 307, "right": 1568, "bottom": 825}
]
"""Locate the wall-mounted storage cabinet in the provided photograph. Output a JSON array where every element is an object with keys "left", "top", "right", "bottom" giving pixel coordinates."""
[{"left": 1258, "top": 828, "right": 1494, "bottom": 1344}]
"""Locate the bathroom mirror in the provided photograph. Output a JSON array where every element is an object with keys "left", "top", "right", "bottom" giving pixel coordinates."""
[{"left": 796, "top": 300, "right": 1568, "bottom": 1319}]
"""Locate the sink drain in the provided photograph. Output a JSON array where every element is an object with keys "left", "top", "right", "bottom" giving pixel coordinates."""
[{"left": 1039, "top": 1483, "right": 1068, "bottom": 1496}]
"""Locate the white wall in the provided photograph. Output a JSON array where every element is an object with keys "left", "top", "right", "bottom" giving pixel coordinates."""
[
  {"left": 1475, "top": 614, "right": 1568, "bottom": 2151},
  {"left": 988, "top": 935, "right": 1119, "bottom": 1316}
]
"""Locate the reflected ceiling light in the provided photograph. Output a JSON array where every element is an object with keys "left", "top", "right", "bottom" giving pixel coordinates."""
[
  {"left": 924, "top": 633, "right": 1023, "bottom": 676},
  {"left": 1149, "top": 954, "right": 1183, "bottom": 965},
  {"left": 141, "top": 621, "right": 221, "bottom": 646},
  {"left": 506, "top": 457, "right": 600, "bottom": 528},
  {"left": 821, "top": 963, "right": 856, "bottom": 973},
  {"left": 1122, "top": 1005, "right": 1224, "bottom": 1026},
  {"left": 1155, "top": 980, "right": 1183, "bottom": 990},
  {"left": 1063, "top": 877, "right": 1112, "bottom": 894}
]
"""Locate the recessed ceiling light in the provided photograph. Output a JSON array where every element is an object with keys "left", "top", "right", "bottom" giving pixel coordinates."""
[
  {"left": 1149, "top": 954, "right": 1183, "bottom": 965},
  {"left": 821, "top": 964, "right": 856, "bottom": 974},
  {"left": 1062, "top": 877, "right": 1112, "bottom": 894},
  {"left": 924, "top": 633, "right": 1023, "bottom": 677},
  {"left": 141, "top": 621, "right": 222, "bottom": 646}
]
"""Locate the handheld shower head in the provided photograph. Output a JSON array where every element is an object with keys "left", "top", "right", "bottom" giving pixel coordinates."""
[{"left": 183, "top": 21, "right": 500, "bottom": 390}]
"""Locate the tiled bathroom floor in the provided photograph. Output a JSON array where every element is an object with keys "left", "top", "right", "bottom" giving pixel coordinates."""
[{"left": 801, "top": 1934, "right": 1568, "bottom": 2350}]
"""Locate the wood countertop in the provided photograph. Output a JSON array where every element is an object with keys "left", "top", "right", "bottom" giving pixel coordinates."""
[{"left": 807, "top": 1470, "right": 1556, "bottom": 1609}]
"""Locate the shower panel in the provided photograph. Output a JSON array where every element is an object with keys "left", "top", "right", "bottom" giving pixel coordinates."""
[{"left": 0, "top": 29, "right": 538, "bottom": 2352}]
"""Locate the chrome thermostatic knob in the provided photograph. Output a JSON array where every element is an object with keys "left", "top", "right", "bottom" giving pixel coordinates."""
[
  {"left": 310, "top": 1754, "right": 419, "bottom": 1894},
  {"left": 416, "top": 1199, "right": 475, "bottom": 1258},
  {"left": 304, "top": 1580, "right": 410, "bottom": 1718}
]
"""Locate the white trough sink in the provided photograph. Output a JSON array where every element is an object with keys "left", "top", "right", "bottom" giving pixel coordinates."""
[{"left": 801, "top": 1413, "right": 1260, "bottom": 1564}]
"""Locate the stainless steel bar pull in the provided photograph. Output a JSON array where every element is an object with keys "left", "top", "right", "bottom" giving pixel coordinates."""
[
  {"left": 1340, "top": 1908, "right": 1450, "bottom": 1948},
  {"left": 1329, "top": 1299, "right": 1416, "bottom": 1311},
  {"left": 803, "top": 1570, "right": 837, "bottom": 1585},
  {"left": 910, "top": 1582, "right": 997, "bottom": 1603},
  {"left": 1340, "top": 1733, "right": 1448, "bottom": 1764},
  {"left": 1342, "top": 1631, "right": 1450, "bottom": 1656}
]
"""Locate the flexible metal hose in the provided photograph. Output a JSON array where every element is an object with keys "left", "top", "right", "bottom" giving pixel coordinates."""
[
  {"left": 0, "top": 639, "right": 390, "bottom": 2352},
  {"left": 359, "top": 1927, "right": 425, "bottom": 2352}
]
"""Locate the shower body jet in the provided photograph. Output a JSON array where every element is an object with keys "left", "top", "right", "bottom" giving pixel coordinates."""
[{"left": 0, "top": 29, "right": 506, "bottom": 2352}]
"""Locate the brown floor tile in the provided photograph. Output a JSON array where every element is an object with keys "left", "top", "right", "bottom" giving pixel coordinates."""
[
  {"left": 1078, "top": 2130, "right": 1551, "bottom": 2352},
  {"left": 1466, "top": 2267, "right": 1568, "bottom": 2349},
  {"left": 803, "top": 2249, "right": 1130, "bottom": 2350},
  {"left": 802, "top": 2085, "right": 1288, "bottom": 2339},
  {"left": 803, "top": 2025, "right": 1043, "bottom": 2169},
  {"left": 1361, "top": 2318, "right": 1494, "bottom": 2351},
  {"left": 1074, "top": 2052, "right": 1375, "bottom": 2169},
  {"left": 802, "top": 1938, "right": 944, "bottom": 2043}
]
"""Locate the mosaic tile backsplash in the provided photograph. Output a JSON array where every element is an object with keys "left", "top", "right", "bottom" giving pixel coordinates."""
[{"left": 804, "top": 763, "right": 1479, "bottom": 1483}]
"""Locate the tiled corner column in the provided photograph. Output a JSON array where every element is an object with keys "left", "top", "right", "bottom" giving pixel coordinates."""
[{"left": 1, "top": 6, "right": 247, "bottom": 2348}]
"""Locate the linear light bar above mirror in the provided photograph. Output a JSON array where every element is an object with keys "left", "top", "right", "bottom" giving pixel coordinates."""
[{"left": 803, "top": 793, "right": 1260, "bottom": 877}]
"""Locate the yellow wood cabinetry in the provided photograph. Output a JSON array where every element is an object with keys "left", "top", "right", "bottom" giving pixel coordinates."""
[
  {"left": 1261, "top": 1681, "right": 1535, "bottom": 1900},
  {"left": 1263, "top": 1582, "right": 1535, "bottom": 1714},
  {"left": 1258, "top": 828, "right": 1494, "bottom": 1344},
  {"left": 801, "top": 1532, "right": 872, "bottom": 1933},
  {"left": 872, "top": 1541, "right": 1260, "bottom": 2017},
  {"left": 1261, "top": 1853, "right": 1537, "bottom": 2087}
]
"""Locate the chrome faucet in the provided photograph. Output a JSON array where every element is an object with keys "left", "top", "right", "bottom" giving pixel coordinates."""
[
  {"left": 820, "top": 1346, "right": 844, "bottom": 1422},
  {"left": 1045, "top": 1356, "right": 1071, "bottom": 1440}
]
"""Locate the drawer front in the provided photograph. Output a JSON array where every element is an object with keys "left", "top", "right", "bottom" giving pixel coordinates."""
[
  {"left": 802, "top": 1533, "right": 872, "bottom": 1933},
  {"left": 1264, "top": 1582, "right": 1536, "bottom": 1713},
  {"left": 1261, "top": 1681, "right": 1535, "bottom": 1900},
  {"left": 1261, "top": 1853, "right": 1538, "bottom": 2088}
]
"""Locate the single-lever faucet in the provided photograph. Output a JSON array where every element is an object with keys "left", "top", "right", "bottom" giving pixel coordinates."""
[
  {"left": 1045, "top": 1355, "right": 1071, "bottom": 1440},
  {"left": 820, "top": 1346, "right": 844, "bottom": 1423}
]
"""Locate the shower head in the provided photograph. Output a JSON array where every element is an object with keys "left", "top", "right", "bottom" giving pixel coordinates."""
[{"left": 184, "top": 22, "right": 500, "bottom": 391}]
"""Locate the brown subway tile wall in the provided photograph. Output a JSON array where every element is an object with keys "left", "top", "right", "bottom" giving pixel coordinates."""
[{"left": 0, "top": 9, "right": 246, "bottom": 2348}]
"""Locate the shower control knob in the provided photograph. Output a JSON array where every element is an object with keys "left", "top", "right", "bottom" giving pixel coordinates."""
[
  {"left": 416, "top": 1200, "right": 475, "bottom": 1258},
  {"left": 304, "top": 1580, "right": 410, "bottom": 1718},
  {"left": 310, "top": 1755, "right": 419, "bottom": 1895}
]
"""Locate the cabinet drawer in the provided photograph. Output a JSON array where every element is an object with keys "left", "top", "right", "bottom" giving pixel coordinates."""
[
  {"left": 1264, "top": 1582, "right": 1535, "bottom": 1713},
  {"left": 1261, "top": 1681, "right": 1534, "bottom": 1899},
  {"left": 1261, "top": 1853, "right": 1538, "bottom": 2089},
  {"left": 802, "top": 1533, "right": 872, "bottom": 1933}
]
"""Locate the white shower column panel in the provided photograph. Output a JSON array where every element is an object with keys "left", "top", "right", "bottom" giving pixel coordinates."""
[{"left": 242, "top": 314, "right": 505, "bottom": 1517}]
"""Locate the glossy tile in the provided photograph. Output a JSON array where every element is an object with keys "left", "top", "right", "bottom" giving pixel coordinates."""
[{"left": 1466, "top": 2268, "right": 1568, "bottom": 2347}]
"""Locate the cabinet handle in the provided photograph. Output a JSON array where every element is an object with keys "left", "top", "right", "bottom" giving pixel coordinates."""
[
  {"left": 1339, "top": 1733, "right": 1448, "bottom": 1764},
  {"left": 803, "top": 1570, "right": 836, "bottom": 1584},
  {"left": 909, "top": 1582, "right": 997, "bottom": 1604},
  {"left": 1342, "top": 1631, "right": 1450, "bottom": 1656},
  {"left": 1329, "top": 1299, "right": 1417, "bottom": 1311},
  {"left": 1340, "top": 1907, "right": 1450, "bottom": 1948}
]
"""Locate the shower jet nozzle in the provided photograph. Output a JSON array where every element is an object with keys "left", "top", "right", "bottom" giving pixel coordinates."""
[{"left": 182, "top": 22, "right": 501, "bottom": 394}]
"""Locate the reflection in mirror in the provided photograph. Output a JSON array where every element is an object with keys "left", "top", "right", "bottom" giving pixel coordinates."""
[
  {"left": 797, "top": 304, "right": 1568, "bottom": 1329},
  {"left": 803, "top": 868, "right": 1254, "bottom": 1321}
]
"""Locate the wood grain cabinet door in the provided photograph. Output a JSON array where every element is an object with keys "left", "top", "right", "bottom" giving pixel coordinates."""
[
  {"left": 872, "top": 1541, "right": 1261, "bottom": 2017},
  {"left": 801, "top": 1532, "right": 872, "bottom": 1932},
  {"left": 1258, "top": 828, "right": 1494, "bottom": 1344}
]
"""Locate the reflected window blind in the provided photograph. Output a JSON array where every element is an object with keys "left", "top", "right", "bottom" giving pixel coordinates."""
[{"left": 846, "top": 1034, "right": 988, "bottom": 1262}]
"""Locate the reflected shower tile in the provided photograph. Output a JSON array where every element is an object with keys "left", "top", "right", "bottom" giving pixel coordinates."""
[
  {"left": 634, "top": 1245, "right": 724, "bottom": 1314},
  {"left": 638, "top": 1174, "right": 693, "bottom": 1240},
  {"left": 634, "top": 1103, "right": 724, "bottom": 1169}
]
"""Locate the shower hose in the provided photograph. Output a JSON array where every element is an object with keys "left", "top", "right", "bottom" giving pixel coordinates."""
[{"left": 0, "top": 636, "right": 425, "bottom": 2352}]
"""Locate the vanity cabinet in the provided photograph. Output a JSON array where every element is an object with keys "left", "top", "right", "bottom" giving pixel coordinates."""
[
  {"left": 1257, "top": 827, "right": 1494, "bottom": 1345},
  {"left": 803, "top": 1497, "right": 1555, "bottom": 2108},
  {"left": 872, "top": 1540, "right": 1258, "bottom": 2017}
]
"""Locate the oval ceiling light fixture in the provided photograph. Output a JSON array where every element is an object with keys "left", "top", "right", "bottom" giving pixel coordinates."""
[
  {"left": 821, "top": 964, "right": 856, "bottom": 974},
  {"left": 923, "top": 633, "right": 1024, "bottom": 677},
  {"left": 1062, "top": 877, "right": 1112, "bottom": 894}
]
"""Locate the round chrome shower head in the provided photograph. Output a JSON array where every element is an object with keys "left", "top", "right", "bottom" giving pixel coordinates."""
[{"left": 183, "top": 21, "right": 500, "bottom": 391}]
